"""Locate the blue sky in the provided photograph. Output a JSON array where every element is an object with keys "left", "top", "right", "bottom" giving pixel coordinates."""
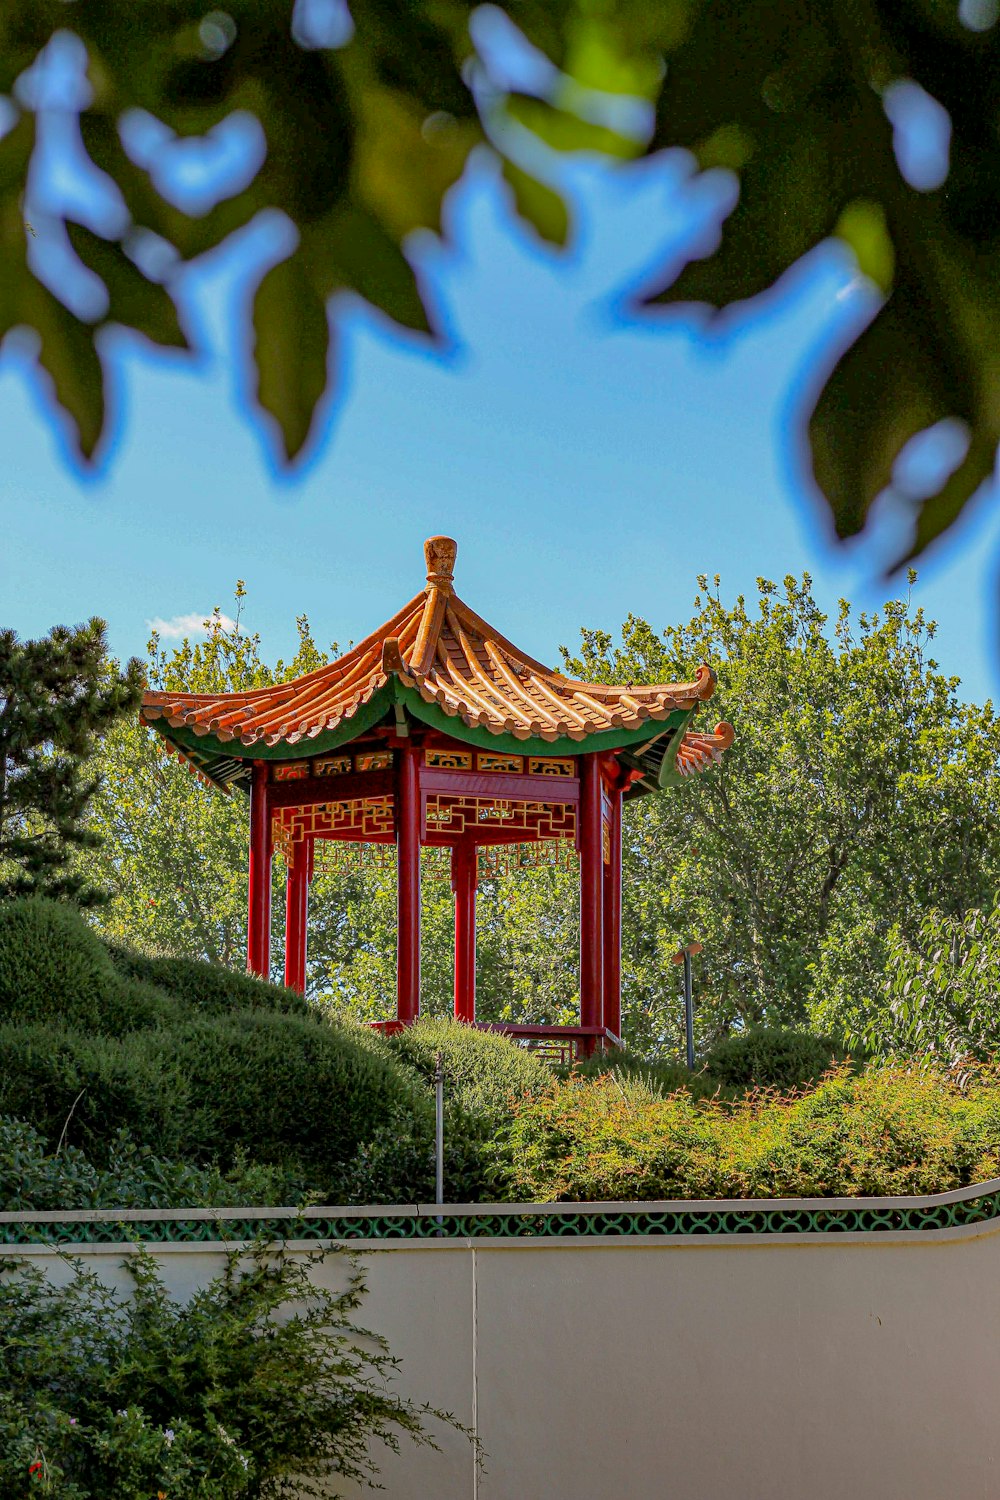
[{"left": 2, "top": 103, "right": 999, "bottom": 702}]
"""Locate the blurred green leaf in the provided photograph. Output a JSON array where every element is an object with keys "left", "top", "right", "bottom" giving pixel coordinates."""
[
  {"left": 66, "top": 221, "right": 188, "bottom": 349},
  {"left": 505, "top": 92, "right": 641, "bottom": 158},
  {"left": 24, "top": 275, "right": 105, "bottom": 462},
  {"left": 501, "top": 157, "right": 570, "bottom": 247},
  {"left": 252, "top": 249, "right": 330, "bottom": 461}
]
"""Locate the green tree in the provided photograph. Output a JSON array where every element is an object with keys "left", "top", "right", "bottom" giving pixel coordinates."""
[
  {"left": 2, "top": 3, "right": 997, "bottom": 558},
  {"left": 813, "top": 905, "right": 1000, "bottom": 1067},
  {"left": 0, "top": 619, "right": 142, "bottom": 906},
  {"left": 563, "top": 574, "right": 1000, "bottom": 1052}
]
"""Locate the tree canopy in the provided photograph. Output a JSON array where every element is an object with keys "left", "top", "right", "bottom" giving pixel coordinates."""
[{"left": 2, "top": 2, "right": 997, "bottom": 559}]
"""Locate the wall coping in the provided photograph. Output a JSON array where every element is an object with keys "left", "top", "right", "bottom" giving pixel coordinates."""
[{"left": 3, "top": 1177, "right": 1000, "bottom": 1246}]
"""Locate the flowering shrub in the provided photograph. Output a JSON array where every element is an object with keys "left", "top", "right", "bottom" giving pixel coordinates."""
[
  {"left": 0, "top": 1243, "right": 467, "bottom": 1498},
  {"left": 500, "top": 1064, "right": 1000, "bottom": 1201}
]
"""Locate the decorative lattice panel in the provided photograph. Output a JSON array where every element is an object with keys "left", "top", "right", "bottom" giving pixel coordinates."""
[
  {"left": 6, "top": 1188, "right": 1000, "bottom": 1246},
  {"left": 527, "top": 757, "right": 575, "bottom": 777},
  {"left": 273, "top": 796, "right": 394, "bottom": 860},
  {"left": 425, "top": 796, "right": 576, "bottom": 841}
]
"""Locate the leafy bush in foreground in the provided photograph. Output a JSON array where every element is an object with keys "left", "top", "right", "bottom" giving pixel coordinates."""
[
  {"left": 500, "top": 1065, "right": 1000, "bottom": 1202},
  {"left": 0, "top": 1243, "right": 465, "bottom": 1498}
]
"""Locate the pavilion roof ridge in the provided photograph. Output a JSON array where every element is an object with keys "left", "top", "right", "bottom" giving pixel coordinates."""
[{"left": 139, "top": 536, "right": 734, "bottom": 786}]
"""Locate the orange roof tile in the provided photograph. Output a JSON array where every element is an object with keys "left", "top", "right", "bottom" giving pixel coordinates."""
[{"left": 141, "top": 537, "right": 733, "bottom": 790}]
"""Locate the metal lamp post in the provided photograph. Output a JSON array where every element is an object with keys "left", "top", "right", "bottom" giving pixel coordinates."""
[{"left": 671, "top": 942, "right": 703, "bottom": 1069}]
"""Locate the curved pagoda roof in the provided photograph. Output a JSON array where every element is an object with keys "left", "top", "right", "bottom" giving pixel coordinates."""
[{"left": 141, "top": 537, "right": 733, "bottom": 795}]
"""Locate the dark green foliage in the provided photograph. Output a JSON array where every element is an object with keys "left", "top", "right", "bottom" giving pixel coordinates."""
[
  {"left": 342, "top": 1106, "right": 509, "bottom": 1207},
  {"left": 0, "top": 1243, "right": 464, "bottom": 1497},
  {"left": 703, "top": 1028, "right": 842, "bottom": 1091},
  {"left": 0, "top": 1024, "right": 182, "bottom": 1164},
  {"left": 0, "top": 1116, "right": 298, "bottom": 1211},
  {"left": 0, "top": 899, "right": 173, "bottom": 1034},
  {"left": 106, "top": 942, "right": 308, "bottom": 1018},
  {"left": 139, "top": 1012, "right": 426, "bottom": 1188},
  {"left": 386, "top": 1017, "right": 549, "bottom": 1127},
  {"left": 0, "top": 620, "right": 142, "bottom": 905}
]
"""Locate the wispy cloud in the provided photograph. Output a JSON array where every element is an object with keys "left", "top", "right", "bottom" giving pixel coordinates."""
[{"left": 146, "top": 611, "right": 238, "bottom": 640}]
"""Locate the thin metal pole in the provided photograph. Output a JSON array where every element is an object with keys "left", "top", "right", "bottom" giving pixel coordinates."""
[
  {"left": 684, "top": 952, "right": 695, "bottom": 1070},
  {"left": 434, "top": 1049, "right": 444, "bottom": 1210}
]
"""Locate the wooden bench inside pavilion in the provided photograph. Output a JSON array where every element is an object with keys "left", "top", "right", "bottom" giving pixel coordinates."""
[{"left": 141, "top": 537, "right": 733, "bottom": 1058}]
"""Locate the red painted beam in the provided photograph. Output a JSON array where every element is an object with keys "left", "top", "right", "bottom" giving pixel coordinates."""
[
  {"left": 452, "top": 842, "right": 478, "bottom": 1022},
  {"left": 247, "top": 760, "right": 272, "bottom": 978},
  {"left": 578, "top": 753, "right": 604, "bottom": 1054},
  {"left": 396, "top": 743, "right": 421, "bottom": 1022},
  {"left": 420, "top": 767, "right": 579, "bottom": 803},
  {"left": 267, "top": 768, "right": 393, "bottom": 809},
  {"left": 603, "top": 783, "right": 623, "bottom": 1044}
]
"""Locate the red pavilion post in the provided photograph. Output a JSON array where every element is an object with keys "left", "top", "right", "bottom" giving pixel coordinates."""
[
  {"left": 603, "top": 780, "right": 623, "bottom": 1043},
  {"left": 452, "top": 840, "right": 477, "bottom": 1021},
  {"left": 396, "top": 742, "right": 421, "bottom": 1022},
  {"left": 284, "top": 837, "right": 309, "bottom": 994},
  {"left": 579, "top": 752, "right": 604, "bottom": 1052},
  {"left": 247, "top": 760, "right": 272, "bottom": 978}
]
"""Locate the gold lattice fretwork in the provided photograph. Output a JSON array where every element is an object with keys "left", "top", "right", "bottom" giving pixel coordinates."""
[
  {"left": 424, "top": 795, "right": 576, "bottom": 841},
  {"left": 477, "top": 752, "right": 524, "bottom": 773},
  {"left": 528, "top": 757, "right": 575, "bottom": 777},
  {"left": 355, "top": 751, "right": 392, "bottom": 772},
  {"left": 273, "top": 761, "right": 310, "bottom": 781},
  {"left": 314, "top": 754, "right": 352, "bottom": 776},
  {"left": 272, "top": 796, "right": 394, "bottom": 861},
  {"left": 425, "top": 748, "right": 473, "bottom": 769}
]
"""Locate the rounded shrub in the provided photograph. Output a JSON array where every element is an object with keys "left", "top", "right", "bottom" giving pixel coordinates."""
[
  {"left": 0, "top": 1022, "right": 183, "bottom": 1161},
  {"left": 0, "top": 898, "right": 173, "bottom": 1033},
  {"left": 386, "top": 1017, "right": 549, "bottom": 1127},
  {"left": 703, "top": 1027, "right": 840, "bottom": 1091},
  {"left": 106, "top": 943, "right": 309, "bottom": 1018},
  {"left": 138, "top": 1011, "right": 429, "bottom": 1190}
]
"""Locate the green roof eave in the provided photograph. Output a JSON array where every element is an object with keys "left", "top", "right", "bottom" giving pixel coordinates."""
[{"left": 148, "top": 679, "right": 693, "bottom": 778}]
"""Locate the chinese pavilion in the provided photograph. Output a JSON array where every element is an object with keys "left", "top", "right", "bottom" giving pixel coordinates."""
[{"left": 141, "top": 538, "right": 732, "bottom": 1056}]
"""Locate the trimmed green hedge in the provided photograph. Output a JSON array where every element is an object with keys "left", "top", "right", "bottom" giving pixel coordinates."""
[
  {"left": 0, "top": 898, "right": 173, "bottom": 1034},
  {"left": 107, "top": 943, "right": 308, "bottom": 1018},
  {"left": 386, "top": 1017, "right": 549, "bottom": 1127}
]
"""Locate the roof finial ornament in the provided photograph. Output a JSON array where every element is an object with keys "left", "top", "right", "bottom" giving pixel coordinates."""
[{"left": 424, "top": 535, "right": 457, "bottom": 594}]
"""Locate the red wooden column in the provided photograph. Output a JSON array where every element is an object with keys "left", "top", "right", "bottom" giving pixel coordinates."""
[
  {"left": 247, "top": 760, "right": 272, "bottom": 978},
  {"left": 603, "top": 782, "right": 623, "bottom": 1043},
  {"left": 283, "top": 837, "right": 309, "bottom": 994},
  {"left": 452, "top": 841, "right": 478, "bottom": 1021},
  {"left": 579, "top": 752, "right": 604, "bottom": 1052},
  {"left": 396, "top": 743, "right": 421, "bottom": 1022}
]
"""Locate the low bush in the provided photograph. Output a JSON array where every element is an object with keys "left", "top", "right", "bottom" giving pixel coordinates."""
[
  {"left": 702, "top": 1027, "right": 842, "bottom": 1090},
  {"left": 0, "top": 1243, "right": 466, "bottom": 1497},
  {"left": 0, "top": 1117, "right": 299, "bottom": 1211},
  {"left": 0, "top": 1012, "right": 426, "bottom": 1193},
  {"left": 500, "top": 1064, "right": 1000, "bottom": 1202},
  {"left": 561, "top": 1048, "right": 731, "bottom": 1101},
  {"left": 0, "top": 1023, "right": 181, "bottom": 1163},
  {"left": 386, "top": 1018, "right": 549, "bottom": 1127}
]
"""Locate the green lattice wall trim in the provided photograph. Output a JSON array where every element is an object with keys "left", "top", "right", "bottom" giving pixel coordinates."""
[{"left": 4, "top": 1184, "right": 1000, "bottom": 1246}]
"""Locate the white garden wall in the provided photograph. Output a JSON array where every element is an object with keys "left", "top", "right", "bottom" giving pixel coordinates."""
[{"left": 7, "top": 1191, "right": 1000, "bottom": 1499}]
